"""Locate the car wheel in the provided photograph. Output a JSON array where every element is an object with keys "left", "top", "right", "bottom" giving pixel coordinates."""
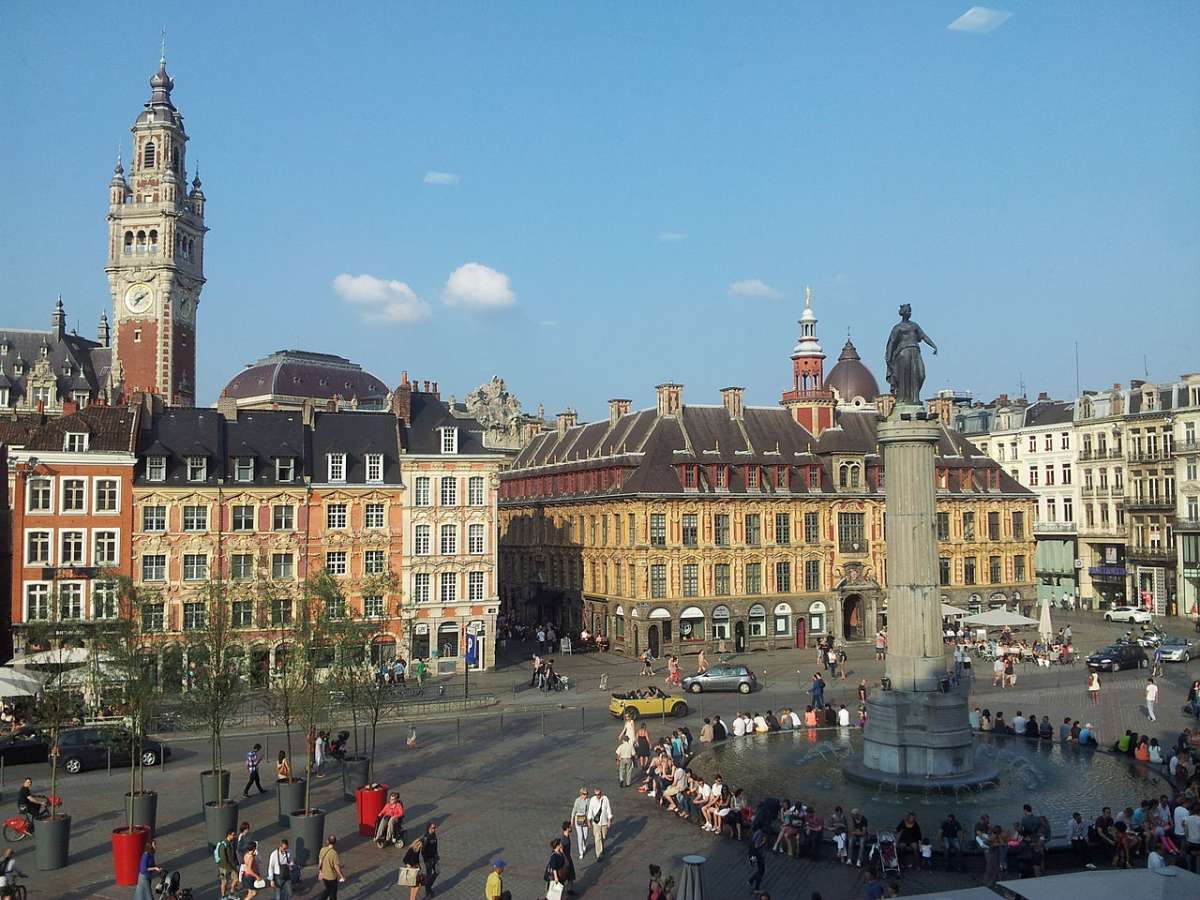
[
  {"left": 738, "top": 682, "right": 752, "bottom": 694},
  {"left": 1104, "top": 614, "right": 1113, "bottom": 622},
  {"left": 64, "top": 756, "right": 83, "bottom": 775},
  {"left": 141, "top": 750, "right": 159, "bottom": 767},
  {"left": 1182, "top": 652, "right": 1191, "bottom": 663},
  {"left": 671, "top": 702, "right": 689, "bottom": 718},
  {"left": 689, "top": 683, "right": 702, "bottom": 694}
]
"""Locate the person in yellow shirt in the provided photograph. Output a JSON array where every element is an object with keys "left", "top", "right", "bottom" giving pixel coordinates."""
[{"left": 484, "top": 858, "right": 506, "bottom": 899}]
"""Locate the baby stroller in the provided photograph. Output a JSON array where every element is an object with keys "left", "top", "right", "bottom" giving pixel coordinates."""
[
  {"left": 155, "top": 871, "right": 194, "bottom": 899},
  {"left": 871, "top": 831, "right": 901, "bottom": 877},
  {"left": 327, "top": 730, "right": 352, "bottom": 760}
]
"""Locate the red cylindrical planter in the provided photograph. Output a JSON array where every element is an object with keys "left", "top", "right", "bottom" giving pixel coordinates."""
[
  {"left": 356, "top": 784, "right": 388, "bottom": 837},
  {"left": 111, "top": 825, "right": 150, "bottom": 886}
]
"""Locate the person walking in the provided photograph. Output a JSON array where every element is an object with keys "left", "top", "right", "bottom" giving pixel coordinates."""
[
  {"left": 240, "top": 840, "right": 263, "bottom": 900},
  {"left": 809, "top": 673, "right": 825, "bottom": 709},
  {"left": 571, "top": 788, "right": 590, "bottom": 858},
  {"left": 559, "top": 821, "right": 577, "bottom": 893},
  {"left": 314, "top": 731, "right": 327, "bottom": 777},
  {"left": 243, "top": 743, "right": 266, "bottom": 797},
  {"left": 544, "top": 838, "right": 568, "bottom": 899},
  {"left": 133, "top": 837, "right": 161, "bottom": 900},
  {"left": 640, "top": 649, "right": 655, "bottom": 677},
  {"left": 1145, "top": 677, "right": 1159, "bottom": 721},
  {"left": 696, "top": 649, "right": 709, "bottom": 674},
  {"left": 484, "top": 858, "right": 506, "bottom": 900},
  {"left": 419, "top": 822, "right": 440, "bottom": 897},
  {"left": 315, "top": 835, "right": 345, "bottom": 900},
  {"left": 267, "top": 839, "right": 295, "bottom": 900},
  {"left": 1087, "top": 670, "right": 1101, "bottom": 706},
  {"left": 276, "top": 750, "right": 292, "bottom": 783},
  {"left": 747, "top": 826, "right": 767, "bottom": 891},
  {"left": 401, "top": 837, "right": 424, "bottom": 900},
  {"left": 587, "top": 788, "right": 613, "bottom": 858},
  {"left": 216, "top": 827, "right": 238, "bottom": 900},
  {"left": 615, "top": 735, "right": 636, "bottom": 788}
]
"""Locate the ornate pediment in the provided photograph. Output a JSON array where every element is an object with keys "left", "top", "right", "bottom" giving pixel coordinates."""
[{"left": 834, "top": 560, "right": 880, "bottom": 591}]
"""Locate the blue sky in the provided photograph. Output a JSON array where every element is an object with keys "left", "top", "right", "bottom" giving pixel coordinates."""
[{"left": 2, "top": 2, "right": 1197, "bottom": 418}]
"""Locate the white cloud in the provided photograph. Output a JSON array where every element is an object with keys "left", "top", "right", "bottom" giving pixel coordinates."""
[
  {"left": 656, "top": 231, "right": 688, "bottom": 243},
  {"left": 423, "top": 171, "right": 461, "bottom": 185},
  {"left": 443, "top": 262, "right": 516, "bottom": 310},
  {"left": 728, "top": 278, "right": 781, "bottom": 300},
  {"left": 947, "top": 6, "right": 1011, "bottom": 34},
  {"left": 332, "top": 273, "right": 431, "bottom": 324}
]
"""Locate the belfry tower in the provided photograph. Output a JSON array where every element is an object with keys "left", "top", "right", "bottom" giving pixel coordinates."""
[{"left": 780, "top": 287, "right": 836, "bottom": 436}]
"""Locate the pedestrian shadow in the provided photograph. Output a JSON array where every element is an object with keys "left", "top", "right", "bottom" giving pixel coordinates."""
[{"left": 570, "top": 815, "right": 649, "bottom": 891}]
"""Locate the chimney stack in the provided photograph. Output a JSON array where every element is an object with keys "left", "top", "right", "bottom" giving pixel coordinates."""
[
  {"left": 556, "top": 409, "right": 578, "bottom": 436},
  {"left": 655, "top": 383, "right": 683, "bottom": 417},
  {"left": 390, "top": 376, "right": 413, "bottom": 426},
  {"left": 216, "top": 392, "right": 238, "bottom": 422},
  {"left": 1037, "top": 391, "right": 1050, "bottom": 401},
  {"left": 608, "top": 399, "right": 631, "bottom": 426},
  {"left": 720, "top": 386, "right": 744, "bottom": 420}
]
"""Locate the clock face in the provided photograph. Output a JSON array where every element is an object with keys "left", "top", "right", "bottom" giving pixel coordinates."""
[{"left": 124, "top": 283, "right": 154, "bottom": 315}]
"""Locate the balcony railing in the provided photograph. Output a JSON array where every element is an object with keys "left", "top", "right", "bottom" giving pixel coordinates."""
[
  {"left": 1079, "top": 448, "right": 1123, "bottom": 461},
  {"left": 1033, "top": 522, "right": 1077, "bottom": 534},
  {"left": 1128, "top": 448, "right": 1173, "bottom": 463},
  {"left": 1126, "top": 494, "right": 1176, "bottom": 511},
  {"left": 1081, "top": 485, "right": 1117, "bottom": 498},
  {"left": 1175, "top": 518, "right": 1200, "bottom": 533},
  {"left": 1127, "top": 545, "right": 1175, "bottom": 561}
]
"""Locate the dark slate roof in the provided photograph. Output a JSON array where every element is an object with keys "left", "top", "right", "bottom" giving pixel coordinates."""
[
  {"left": 1127, "top": 385, "right": 1174, "bottom": 415},
  {"left": 21, "top": 406, "right": 138, "bottom": 453},
  {"left": 221, "top": 350, "right": 388, "bottom": 406},
  {"left": 405, "top": 391, "right": 500, "bottom": 456},
  {"left": 134, "top": 408, "right": 224, "bottom": 486},
  {"left": 0, "top": 324, "right": 112, "bottom": 407},
  {"left": 1023, "top": 400, "right": 1074, "bottom": 428},
  {"left": 825, "top": 338, "right": 880, "bottom": 401},
  {"left": 222, "top": 410, "right": 308, "bottom": 485},
  {"left": 310, "top": 411, "right": 402, "bottom": 484}
]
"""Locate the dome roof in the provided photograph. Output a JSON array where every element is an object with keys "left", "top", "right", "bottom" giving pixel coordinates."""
[
  {"left": 826, "top": 338, "right": 880, "bottom": 403},
  {"left": 221, "top": 350, "right": 389, "bottom": 408}
]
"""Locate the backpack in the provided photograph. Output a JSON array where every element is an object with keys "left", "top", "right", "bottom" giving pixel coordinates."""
[{"left": 214, "top": 840, "right": 226, "bottom": 864}]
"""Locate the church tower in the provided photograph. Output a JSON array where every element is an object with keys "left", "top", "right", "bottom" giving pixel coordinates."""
[
  {"left": 105, "top": 53, "right": 206, "bottom": 407},
  {"left": 781, "top": 287, "right": 836, "bottom": 436}
]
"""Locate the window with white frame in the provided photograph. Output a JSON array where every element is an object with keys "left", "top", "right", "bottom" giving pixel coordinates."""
[
  {"left": 64, "top": 432, "right": 88, "bottom": 452},
  {"left": 59, "top": 582, "right": 84, "bottom": 619},
  {"left": 272, "top": 504, "right": 294, "bottom": 531},
  {"left": 363, "top": 595, "right": 385, "bottom": 618},
  {"left": 365, "top": 453, "right": 383, "bottom": 482},
  {"left": 27, "top": 477, "right": 53, "bottom": 512},
  {"left": 271, "top": 553, "right": 294, "bottom": 579},
  {"left": 24, "top": 584, "right": 50, "bottom": 621},
  {"left": 234, "top": 457, "right": 254, "bottom": 482},
  {"left": 415, "top": 477, "right": 431, "bottom": 506},
  {"left": 232, "top": 600, "right": 253, "bottom": 628},
  {"left": 440, "top": 524, "right": 457, "bottom": 555},
  {"left": 60, "top": 530, "right": 85, "bottom": 565},
  {"left": 141, "top": 602, "right": 164, "bottom": 632},
  {"left": 93, "top": 530, "right": 118, "bottom": 566},
  {"left": 440, "top": 427, "right": 458, "bottom": 454},
  {"left": 468, "top": 570, "right": 485, "bottom": 601},
  {"left": 0, "top": 387, "right": 8, "bottom": 408},
  {"left": 182, "top": 505, "right": 208, "bottom": 531},
  {"left": 183, "top": 553, "right": 209, "bottom": 581},
  {"left": 468, "top": 476, "right": 485, "bottom": 506},
  {"left": 327, "top": 452, "right": 346, "bottom": 482},
  {"left": 142, "top": 554, "right": 166, "bottom": 581},
  {"left": 92, "top": 581, "right": 117, "bottom": 619},
  {"left": 440, "top": 476, "right": 457, "bottom": 506},
  {"left": 326, "top": 503, "right": 347, "bottom": 529},
  {"left": 364, "top": 549, "right": 385, "bottom": 575},
  {"left": 439, "top": 571, "right": 457, "bottom": 602},
  {"left": 414, "top": 524, "right": 431, "bottom": 555},
  {"left": 61, "top": 478, "right": 86, "bottom": 512},
  {"left": 270, "top": 598, "right": 292, "bottom": 626},
  {"left": 146, "top": 456, "right": 167, "bottom": 482},
  {"left": 468, "top": 523, "right": 485, "bottom": 554},
  {"left": 232, "top": 504, "right": 255, "bottom": 531},
  {"left": 325, "top": 551, "right": 347, "bottom": 576},
  {"left": 185, "top": 456, "right": 207, "bottom": 482},
  {"left": 183, "top": 602, "right": 206, "bottom": 631},
  {"left": 142, "top": 504, "right": 166, "bottom": 532},
  {"left": 413, "top": 572, "right": 430, "bottom": 603},
  {"left": 364, "top": 502, "right": 385, "bottom": 529},
  {"left": 94, "top": 478, "right": 119, "bottom": 512},
  {"left": 25, "top": 530, "right": 51, "bottom": 565},
  {"left": 275, "top": 457, "right": 295, "bottom": 482},
  {"left": 231, "top": 553, "right": 255, "bottom": 581}
]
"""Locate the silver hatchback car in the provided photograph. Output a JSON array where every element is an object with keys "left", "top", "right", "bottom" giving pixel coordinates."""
[{"left": 681, "top": 664, "right": 758, "bottom": 694}]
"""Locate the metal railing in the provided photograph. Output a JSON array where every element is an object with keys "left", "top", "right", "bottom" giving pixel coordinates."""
[
  {"left": 1126, "top": 494, "right": 1176, "bottom": 511},
  {"left": 1126, "top": 545, "right": 1175, "bottom": 561}
]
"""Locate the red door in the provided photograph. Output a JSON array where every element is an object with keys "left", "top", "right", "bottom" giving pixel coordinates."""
[{"left": 795, "top": 617, "right": 806, "bottom": 649}]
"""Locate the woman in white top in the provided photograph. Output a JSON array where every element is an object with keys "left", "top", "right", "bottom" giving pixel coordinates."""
[{"left": 1087, "top": 671, "right": 1101, "bottom": 706}]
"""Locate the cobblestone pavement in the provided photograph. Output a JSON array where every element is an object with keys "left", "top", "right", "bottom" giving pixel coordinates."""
[{"left": 17, "top": 610, "right": 1198, "bottom": 899}]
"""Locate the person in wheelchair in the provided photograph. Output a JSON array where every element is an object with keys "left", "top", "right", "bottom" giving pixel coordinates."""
[
  {"left": 16, "top": 778, "right": 47, "bottom": 822},
  {"left": 373, "top": 792, "right": 406, "bottom": 846}
]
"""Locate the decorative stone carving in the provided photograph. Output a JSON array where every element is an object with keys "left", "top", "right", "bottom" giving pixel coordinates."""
[{"left": 465, "top": 375, "right": 524, "bottom": 432}]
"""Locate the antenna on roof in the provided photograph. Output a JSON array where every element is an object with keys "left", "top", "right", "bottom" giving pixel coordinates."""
[{"left": 1143, "top": 354, "right": 1149, "bottom": 378}]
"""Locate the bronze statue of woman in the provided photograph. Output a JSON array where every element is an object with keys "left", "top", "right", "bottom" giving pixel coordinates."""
[{"left": 884, "top": 304, "right": 938, "bottom": 407}]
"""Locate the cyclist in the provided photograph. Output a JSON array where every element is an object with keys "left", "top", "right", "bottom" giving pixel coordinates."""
[
  {"left": 0, "top": 847, "right": 24, "bottom": 898},
  {"left": 16, "top": 778, "right": 46, "bottom": 823}
]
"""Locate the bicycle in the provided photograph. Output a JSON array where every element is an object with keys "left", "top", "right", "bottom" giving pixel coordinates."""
[
  {"left": 2, "top": 797, "right": 60, "bottom": 843},
  {"left": 0, "top": 871, "right": 27, "bottom": 900}
]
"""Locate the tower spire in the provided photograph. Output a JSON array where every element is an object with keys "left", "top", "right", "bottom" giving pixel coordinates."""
[{"left": 160, "top": 27, "right": 167, "bottom": 65}]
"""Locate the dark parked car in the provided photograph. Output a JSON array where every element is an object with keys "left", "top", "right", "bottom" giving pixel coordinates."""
[
  {"left": 1086, "top": 643, "right": 1148, "bottom": 672},
  {"left": 55, "top": 727, "right": 172, "bottom": 775},
  {"left": 681, "top": 665, "right": 758, "bottom": 694},
  {"left": 0, "top": 727, "right": 50, "bottom": 765}
]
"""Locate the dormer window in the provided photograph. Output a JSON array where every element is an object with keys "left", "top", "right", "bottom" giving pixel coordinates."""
[
  {"left": 365, "top": 453, "right": 384, "bottom": 483},
  {"left": 186, "top": 455, "right": 207, "bottom": 482},
  {"left": 714, "top": 465, "right": 728, "bottom": 490},
  {"left": 440, "top": 427, "right": 458, "bottom": 454},
  {"left": 64, "top": 432, "right": 88, "bottom": 452},
  {"left": 72, "top": 391, "right": 89, "bottom": 407},
  {"left": 234, "top": 457, "right": 254, "bottom": 483},
  {"left": 275, "top": 457, "right": 295, "bottom": 483},
  {"left": 327, "top": 452, "right": 346, "bottom": 482},
  {"left": 776, "top": 466, "right": 788, "bottom": 489},
  {"left": 62, "top": 364, "right": 72, "bottom": 377},
  {"left": 146, "top": 455, "right": 166, "bottom": 482},
  {"left": 747, "top": 466, "right": 760, "bottom": 490},
  {"left": 683, "top": 466, "right": 697, "bottom": 489},
  {"left": 0, "top": 388, "right": 8, "bottom": 408}
]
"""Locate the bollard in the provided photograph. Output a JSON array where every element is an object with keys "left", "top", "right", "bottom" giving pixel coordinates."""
[
  {"left": 1, "top": 755, "right": 5, "bottom": 787},
  {"left": 679, "top": 853, "right": 706, "bottom": 900},
  {"left": 108, "top": 746, "right": 112, "bottom": 776},
  {"left": 456, "top": 718, "right": 461, "bottom": 747},
  {"left": 580, "top": 707, "right": 585, "bottom": 732},
  {"left": 499, "top": 712, "right": 504, "bottom": 735}
]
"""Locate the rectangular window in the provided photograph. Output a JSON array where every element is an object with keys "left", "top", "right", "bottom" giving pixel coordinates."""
[
  {"left": 714, "top": 563, "right": 730, "bottom": 595},
  {"left": 326, "top": 503, "right": 347, "bottom": 529},
  {"left": 232, "top": 600, "right": 253, "bottom": 628},
  {"left": 989, "top": 555, "right": 1002, "bottom": 584},
  {"left": 1011, "top": 511, "right": 1024, "bottom": 539},
  {"left": 146, "top": 456, "right": 166, "bottom": 482},
  {"left": 183, "top": 553, "right": 209, "bottom": 581},
  {"left": 1063, "top": 497, "right": 1074, "bottom": 522},
  {"left": 275, "top": 457, "right": 295, "bottom": 482},
  {"left": 682, "top": 563, "right": 698, "bottom": 597},
  {"left": 629, "top": 516, "right": 636, "bottom": 545},
  {"left": 468, "top": 570, "right": 485, "bottom": 601},
  {"left": 24, "top": 584, "right": 50, "bottom": 621},
  {"left": 364, "top": 502, "right": 385, "bottom": 529},
  {"left": 1014, "top": 554, "right": 1026, "bottom": 581},
  {"left": 775, "top": 513, "right": 790, "bottom": 545},
  {"left": 362, "top": 595, "right": 385, "bottom": 618},
  {"left": 837, "top": 512, "right": 866, "bottom": 552},
  {"left": 234, "top": 457, "right": 254, "bottom": 482},
  {"left": 440, "top": 427, "right": 458, "bottom": 454},
  {"left": 186, "top": 456, "right": 207, "bottom": 482},
  {"left": 327, "top": 453, "right": 346, "bottom": 482},
  {"left": 939, "top": 557, "right": 951, "bottom": 586},
  {"left": 1028, "top": 435, "right": 1036, "bottom": 453},
  {"left": 468, "top": 523, "right": 485, "bottom": 554},
  {"left": 440, "top": 571, "right": 457, "bottom": 603},
  {"left": 182, "top": 505, "right": 207, "bottom": 532},
  {"left": 142, "top": 504, "right": 166, "bottom": 532},
  {"left": 650, "top": 563, "right": 667, "bottom": 598},
  {"left": 325, "top": 551, "right": 347, "bottom": 576},
  {"left": 715, "top": 466, "right": 727, "bottom": 489},
  {"left": 804, "top": 559, "right": 821, "bottom": 592},
  {"left": 775, "top": 561, "right": 791, "bottom": 593},
  {"left": 1046, "top": 498, "right": 1056, "bottom": 522},
  {"left": 1044, "top": 433, "right": 1053, "bottom": 452},
  {"left": 987, "top": 511, "right": 1000, "bottom": 541},
  {"left": 468, "top": 475, "right": 485, "bottom": 506},
  {"left": 682, "top": 513, "right": 698, "bottom": 546},
  {"left": 232, "top": 504, "right": 255, "bottom": 531},
  {"left": 272, "top": 504, "right": 294, "bottom": 531},
  {"left": 27, "top": 477, "right": 53, "bottom": 511},
  {"left": 440, "top": 524, "right": 457, "bottom": 555},
  {"left": 61, "top": 478, "right": 86, "bottom": 512},
  {"left": 745, "top": 514, "right": 761, "bottom": 546},
  {"left": 1061, "top": 463, "right": 1071, "bottom": 485},
  {"left": 60, "top": 530, "right": 85, "bottom": 565},
  {"left": 415, "top": 476, "right": 431, "bottom": 506},
  {"left": 92, "top": 581, "right": 117, "bottom": 619},
  {"left": 804, "top": 511, "right": 820, "bottom": 544},
  {"left": 365, "top": 453, "right": 383, "bottom": 483},
  {"left": 142, "top": 554, "right": 166, "bottom": 581},
  {"left": 94, "top": 478, "right": 119, "bottom": 512},
  {"left": 1028, "top": 466, "right": 1038, "bottom": 486},
  {"left": 231, "top": 553, "right": 254, "bottom": 581},
  {"left": 271, "top": 553, "right": 294, "bottom": 579},
  {"left": 1061, "top": 432, "right": 1070, "bottom": 450},
  {"left": 650, "top": 513, "right": 667, "bottom": 547},
  {"left": 58, "top": 583, "right": 83, "bottom": 620},
  {"left": 440, "top": 476, "right": 458, "bottom": 506},
  {"left": 64, "top": 432, "right": 88, "bottom": 452},
  {"left": 364, "top": 549, "right": 385, "bottom": 575},
  {"left": 746, "top": 562, "right": 762, "bottom": 594},
  {"left": 964, "top": 557, "right": 977, "bottom": 585},
  {"left": 93, "top": 530, "right": 118, "bottom": 566},
  {"left": 25, "top": 530, "right": 51, "bottom": 565},
  {"left": 413, "top": 573, "right": 430, "bottom": 603},
  {"left": 271, "top": 598, "right": 292, "bottom": 626},
  {"left": 714, "top": 514, "right": 730, "bottom": 547},
  {"left": 1044, "top": 464, "right": 1055, "bottom": 486},
  {"left": 183, "top": 602, "right": 206, "bottom": 631},
  {"left": 936, "top": 511, "right": 950, "bottom": 541},
  {"left": 141, "top": 602, "right": 164, "bottom": 633},
  {"left": 963, "top": 511, "right": 976, "bottom": 540},
  {"left": 415, "top": 525, "right": 431, "bottom": 555}
]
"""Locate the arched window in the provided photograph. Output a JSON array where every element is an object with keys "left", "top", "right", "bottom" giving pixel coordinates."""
[
  {"left": 839, "top": 463, "right": 859, "bottom": 488},
  {"left": 748, "top": 603, "right": 767, "bottom": 638},
  {"left": 135, "top": 230, "right": 147, "bottom": 253},
  {"left": 773, "top": 602, "right": 792, "bottom": 635},
  {"left": 712, "top": 604, "right": 731, "bottom": 640},
  {"left": 148, "top": 229, "right": 158, "bottom": 253},
  {"left": 171, "top": 145, "right": 180, "bottom": 173},
  {"left": 850, "top": 465, "right": 860, "bottom": 488},
  {"left": 438, "top": 621, "right": 460, "bottom": 657},
  {"left": 123, "top": 231, "right": 133, "bottom": 254},
  {"left": 808, "top": 600, "right": 827, "bottom": 635},
  {"left": 143, "top": 141, "right": 156, "bottom": 169}
]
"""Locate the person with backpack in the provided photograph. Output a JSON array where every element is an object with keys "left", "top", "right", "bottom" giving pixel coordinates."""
[
  {"left": 215, "top": 827, "right": 238, "bottom": 900},
  {"left": 244, "top": 743, "right": 266, "bottom": 797}
]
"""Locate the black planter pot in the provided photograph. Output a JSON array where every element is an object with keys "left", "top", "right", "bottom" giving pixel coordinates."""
[
  {"left": 125, "top": 791, "right": 158, "bottom": 834},
  {"left": 35, "top": 814, "right": 71, "bottom": 870},
  {"left": 277, "top": 778, "right": 306, "bottom": 827},
  {"left": 340, "top": 755, "right": 370, "bottom": 799},
  {"left": 288, "top": 809, "right": 326, "bottom": 868},
  {"left": 203, "top": 800, "right": 239, "bottom": 848},
  {"left": 200, "top": 769, "right": 231, "bottom": 807}
]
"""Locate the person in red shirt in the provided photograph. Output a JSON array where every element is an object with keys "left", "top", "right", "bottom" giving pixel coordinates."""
[{"left": 373, "top": 792, "right": 406, "bottom": 846}]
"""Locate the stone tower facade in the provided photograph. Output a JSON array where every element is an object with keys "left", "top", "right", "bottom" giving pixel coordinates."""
[
  {"left": 781, "top": 287, "right": 836, "bottom": 436},
  {"left": 105, "top": 56, "right": 207, "bottom": 407}
]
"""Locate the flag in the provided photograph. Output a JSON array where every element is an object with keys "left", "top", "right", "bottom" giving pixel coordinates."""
[{"left": 466, "top": 633, "right": 478, "bottom": 666}]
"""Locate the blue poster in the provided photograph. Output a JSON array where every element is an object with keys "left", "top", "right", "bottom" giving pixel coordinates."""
[{"left": 465, "top": 633, "right": 478, "bottom": 666}]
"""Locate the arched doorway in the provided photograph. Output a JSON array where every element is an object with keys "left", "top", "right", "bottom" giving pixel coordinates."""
[
  {"left": 735, "top": 621, "right": 746, "bottom": 653},
  {"left": 843, "top": 594, "right": 864, "bottom": 640},
  {"left": 648, "top": 624, "right": 660, "bottom": 657},
  {"left": 795, "top": 617, "right": 807, "bottom": 649},
  {"left": 250, "top": 645, "right": 270, "bottom": 687}
]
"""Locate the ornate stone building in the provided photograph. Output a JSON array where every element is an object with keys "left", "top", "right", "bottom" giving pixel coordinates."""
[{"left": 498, "top": 297, "right": 1036, "bottom": 656}]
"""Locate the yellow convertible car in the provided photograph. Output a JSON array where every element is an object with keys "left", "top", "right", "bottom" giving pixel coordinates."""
[{"left": 609, "top": 686, "right": 689, "bottom": 719}]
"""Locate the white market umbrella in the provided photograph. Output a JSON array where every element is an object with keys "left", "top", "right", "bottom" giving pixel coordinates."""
[
  {"left": 59, "top": 663, "right": 121, "bottom": 687},
  {"left": 1038, "top": 596, "right": 1054, "bottom": 642},
  {"left": 0, "top": 668, "right": 45, "bottom": 698},
  {"left": 961, "top": 609, "right": 1039, "bottom": 628},
  {"left": 941, "top": 603, "right": 969, "bottom": 618},
  {"left": 7, "top": 647, "right": 112, "bottom": 667}
]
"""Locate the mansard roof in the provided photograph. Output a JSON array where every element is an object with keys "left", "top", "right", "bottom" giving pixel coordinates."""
[
  {"left": 0, "top": 324, "right": 111, "bottom": 407},
  {"left": 19, "top": 405, "right": 139, "bottom": 454}
]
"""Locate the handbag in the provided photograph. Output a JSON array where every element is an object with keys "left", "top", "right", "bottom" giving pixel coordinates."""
[
  {"left": 253, "top": 879, "right": 267, "bottom": 889},
  {"left": 398, "top": 866, "right": 421, "bottom": 887},
  {"left": 546, "top": 882, "right": 565, "bottom": 900}
]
